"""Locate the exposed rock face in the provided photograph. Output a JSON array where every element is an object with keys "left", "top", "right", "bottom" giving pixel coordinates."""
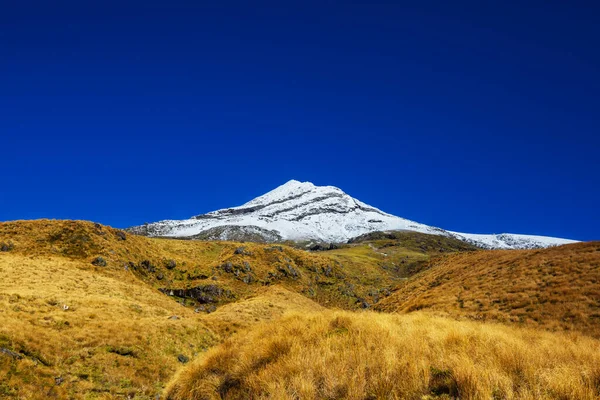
[
  {"left": 159, "top": 285, "right": 234, "bottom": 304},
  {"left": 1, "top": 347, "right": 23, "bottom": 360},
  {"left": 91, "top": 256, "right": 107, "bottom": 267},
  {"left": 0, "top": 242, "right": 13, "bottom": 252},
  {"left": 127, "top": 180, "right": 578, "bottom": 249}
]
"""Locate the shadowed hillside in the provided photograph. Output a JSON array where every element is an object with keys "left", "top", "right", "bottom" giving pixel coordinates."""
[{"left": 376, "top": 242, "right": 600, "bottom": 336}]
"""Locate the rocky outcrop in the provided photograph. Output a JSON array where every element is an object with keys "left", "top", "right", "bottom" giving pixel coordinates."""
[{"left": 159, "top": 285, "right": 235, "bottom": 304}]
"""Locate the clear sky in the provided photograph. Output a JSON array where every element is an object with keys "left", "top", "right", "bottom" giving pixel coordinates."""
[{"left": 1, "top": 1, "right": 598, "bottom": 241}]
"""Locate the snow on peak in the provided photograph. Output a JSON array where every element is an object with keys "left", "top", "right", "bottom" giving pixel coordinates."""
[
  {"left": 128, "top": 180, "right": 579, "bottom": 249},
  {"left": 242, "top": 180, "right": 317, "bottom": 207}
]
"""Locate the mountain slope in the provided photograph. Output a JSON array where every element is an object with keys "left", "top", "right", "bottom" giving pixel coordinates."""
[
  {"left": 376, "top": 241, "right": 600, "bottom": 337},
  {"left": 128, "top": 180, "right": 577, "bottom": 249}
]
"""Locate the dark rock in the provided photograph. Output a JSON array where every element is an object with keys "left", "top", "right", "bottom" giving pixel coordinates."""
[
  {"left": 115, "top": 231, "right": 127, "bottom": 241},
  {"left": 91, "top": 256, "right": 107, "bottom": 267},
  {"left": 0, "top": 347, "right": 22, "bottom": 360},
  {"left": 187, "top": 272, "right": 209, "bottom": 280},
  {"left": 234, "top": 246, "right": 251, "bottom": 255},
  {"left": 159, "top": 285, "right": 233, "bottom": 304},
  {"left": 323, "top": 265, "right": 333, "bottom": 277},
  {"left": 107, "top": 347, "right": 136, "bottom": 357},
  {"left": 0, "top": 242, "right": 14, "bottom": 252},
  {"left": 139, "top": 260, "right": 155, "bottom": 272},
  {"left": 278, "top": 264, "right": 300, "bottom": 278},
  {"left": 221, "top": 262, "right": 234, "bottom": 273},
  {"left": 93, "top": 223, "right": 106, "bottom": 235},
  {"left": 166, "top": 259, "right": 176, "bottom": 270},
  {"left": 206, "top": 305, "right": 217, "bottom": 313},
  {"left": 340, "top": 283, "right": 356, "bottom": 297},
  {"left": 156, "top": 273, "right": 164, "bottom": 280},
  {"left": 356, "top": 298, "right": 370, "bottom": 309},
  {"left": 309, "top": 243, "right": 339, "bottom": 251},
  {"left": 55, "top": 376, "right": 64, "bottom": 385},
  {"left": 242, "top": 274, "right": 254, "bottom": 284},
  {"left": 265, "top": 245, "right": 284, "bottom": 252},
  {"left": 177, "top": 354, "right": 189, "bottom": 364},
  {"left": 243, "top": 261, "right": 252, "bottom": 272}
]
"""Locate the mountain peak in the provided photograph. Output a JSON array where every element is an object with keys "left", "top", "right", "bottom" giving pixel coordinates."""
[
  {"left": 242, "top": 180, "right": 345, "bottom": 209},
  {"left": 281, "top": 179, "right": 311, "bottom": 188},
  {"left": 128, "top": 181, "right": 578, "bottom": 249}
]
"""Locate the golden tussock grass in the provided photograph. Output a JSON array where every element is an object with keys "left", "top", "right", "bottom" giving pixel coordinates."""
[
  {"left": 0, "top": 254, "right": 217, "bottom": 399},
  {"left": 376, "top": 242, "right": 600, "bottom": 336},
  {"left": 165, "top": 311, "right": 600, "bottom": 400},
  {"left": 204, "top": 285, "right": 325, "bottom": 337}
]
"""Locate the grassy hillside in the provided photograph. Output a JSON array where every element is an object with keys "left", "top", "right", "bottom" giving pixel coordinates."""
[
  {"left": 203, "top": 285, "right": 325, "bottom": 337},
  {"left": 0, "top": 219, "right": 474, "bottom": 398},
  {"left": 376, "top": 241, "right": 600, "bottom": 336},
  {"left": 2, "top": 219, "right": 597, "bottom": 399},
  {"left": 0, "top": 253, "right": 217, "bottom": 398},
  {"left": 0, "top": 220, "right": 473, "bottom": 312},
  {"left": 326, "top": 230, "right": 478, "bottom": 280},
  {"left": 165, "top": 311, "right": 600, "bottom": 400}
]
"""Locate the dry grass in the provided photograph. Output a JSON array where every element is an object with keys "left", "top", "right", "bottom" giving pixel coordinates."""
[
  {"left": 0, "top": 219, "right": 427, "bottom": 310},
  {"left": 165, "top": 310, "right": 600, "bottom": 400},
  {"left": 0, "top": 253, "right": 217, "bottom": 399},
  {"left": 204, "top": 285, "right": 325, "bottom": 337},
  {"left": 0, "top": 219, "right": 409, "bottom": 398},
  {"left": 4, "top": 220, "right": 598, "bottom": 399},
  {"left": 376, "top": 242, "right": 600, "bottom": 336}
]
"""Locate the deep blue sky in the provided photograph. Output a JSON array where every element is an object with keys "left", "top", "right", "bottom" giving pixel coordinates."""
[{"left": 1, "top": 1, "right": 598, "bottom": 240}]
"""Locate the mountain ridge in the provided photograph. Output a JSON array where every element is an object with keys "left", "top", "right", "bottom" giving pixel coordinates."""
[{"left": 128, "top": 180, "right": 578, "bottom": 249}]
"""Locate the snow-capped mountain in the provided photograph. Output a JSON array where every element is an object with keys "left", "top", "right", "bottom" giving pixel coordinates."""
[{"left": 128, "top": 180, "right": 578, "bottom": 249}]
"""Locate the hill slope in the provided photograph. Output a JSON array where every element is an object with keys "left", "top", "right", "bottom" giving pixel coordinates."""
[
  {"left": 0, "top": 220, "right": 338, "bottom": 398},
  {"left": 376, "top": 241, "right": 600, "bottom": 336},
  {"left": 0, "top": 252, "right": 217, "bottom": 399},
  {"left": 128, "top": 180, "right": 578, "bottom": 249},
  {"left": 0, "top": 219, "right": 478, "bottom": 312},
  {"left": 165, "top": 311, "right": 600, "bottom": 400}
]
